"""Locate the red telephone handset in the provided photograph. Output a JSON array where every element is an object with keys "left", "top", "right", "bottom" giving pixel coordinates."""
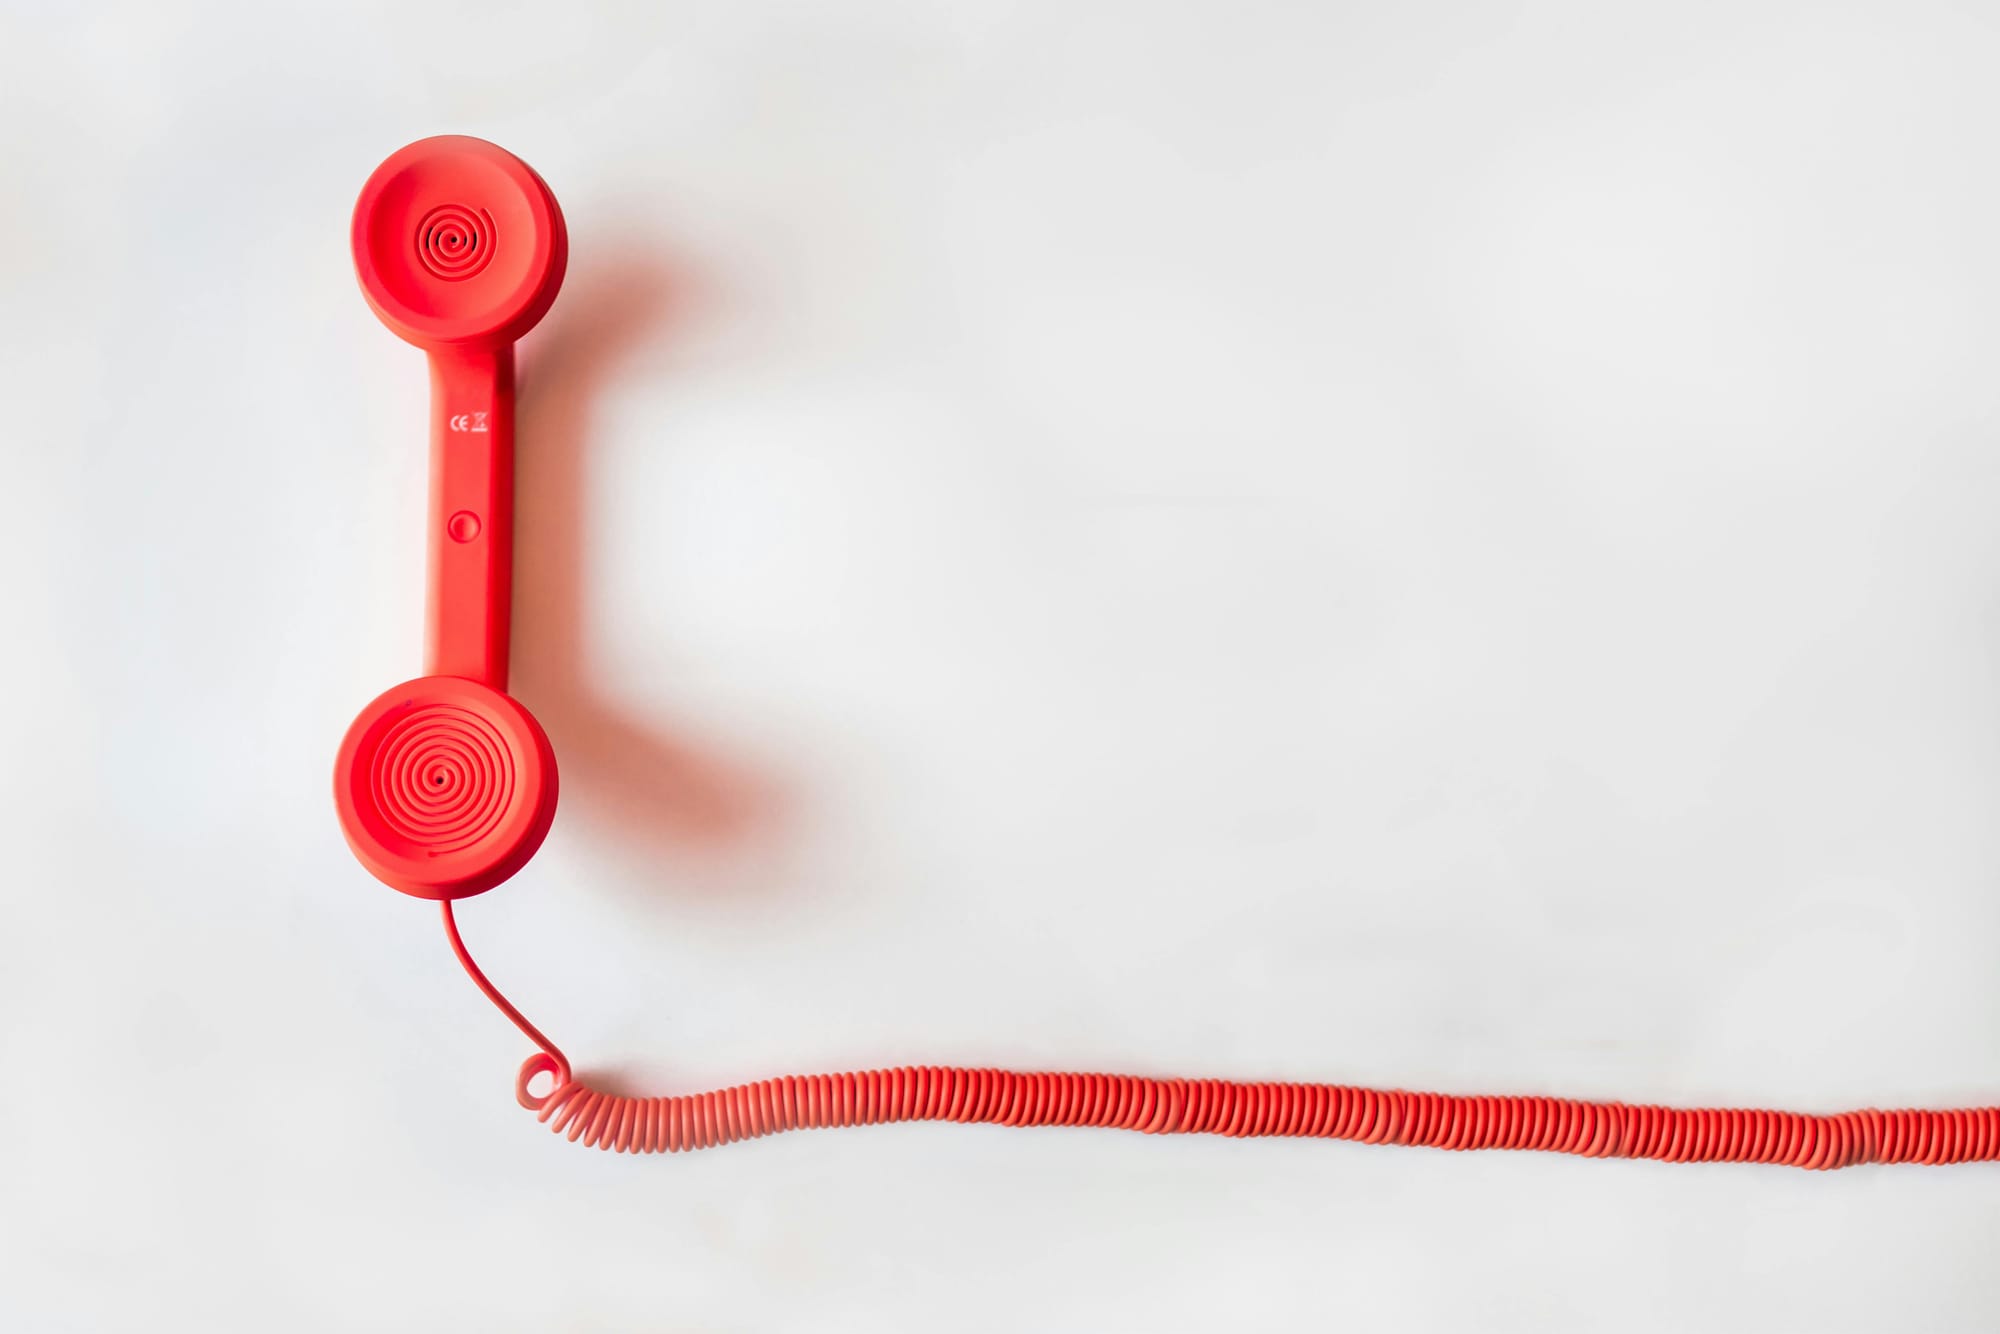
[{"left": 334, "top": 136, "right": 566, "bottom": 900}]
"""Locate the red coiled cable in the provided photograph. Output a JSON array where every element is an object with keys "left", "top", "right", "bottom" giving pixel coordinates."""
[{"left": 443, "top": 904, "right": 2000, "bottom": 1169}]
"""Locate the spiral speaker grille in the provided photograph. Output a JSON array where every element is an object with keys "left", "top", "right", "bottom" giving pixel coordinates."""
[
  {"left": 367, "top": 702, "right": 515, "bottom": 854},
  {"left": 415, "top": 203, "right": 494, "bottom": 281}
]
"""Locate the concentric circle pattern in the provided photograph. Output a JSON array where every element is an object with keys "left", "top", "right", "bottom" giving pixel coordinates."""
[
  {"left": 415, "top": 203, "right": 494, "bottom": 281},
  {"left": 337, "top": 676, "right": 557, "bottom": 899},
  {"left": 368, "top": 702, "right": 516, "bottom": 854}
]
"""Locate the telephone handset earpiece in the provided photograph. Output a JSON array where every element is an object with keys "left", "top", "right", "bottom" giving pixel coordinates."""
[{"left": 334, "top": 136, "right": 565, "bottom": 900}]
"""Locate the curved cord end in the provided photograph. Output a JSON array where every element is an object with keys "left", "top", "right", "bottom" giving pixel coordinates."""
[{"left": 440, "top": 901, "right": 570, "bottom": 1085}]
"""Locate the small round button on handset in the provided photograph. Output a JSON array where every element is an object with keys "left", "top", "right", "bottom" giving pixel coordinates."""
[{"left": 336, "top": 137, "right": 566, "bottom": 900}]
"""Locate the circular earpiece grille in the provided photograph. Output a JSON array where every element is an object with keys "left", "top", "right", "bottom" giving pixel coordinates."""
[
  {"left": 336, "top": 676, "right": 558, "bottom": 900},
  {"left": 368, "top": 701, "right": 516, "bottom": 853},
  {"left": 354, "top": 136, "right": 566, "bottom": 346},
  {"left": 415, "top": 203, "right": 495, "bottom": 281}
]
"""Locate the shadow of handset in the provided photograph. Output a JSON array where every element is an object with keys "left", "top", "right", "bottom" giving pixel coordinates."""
[{"left": 510, "top": 246, "right": 784, "bottom": 897}]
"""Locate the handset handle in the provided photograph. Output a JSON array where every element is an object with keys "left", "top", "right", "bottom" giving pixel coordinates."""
[{"left": 426, "top": 344, "right": 515, "bottom": 689}]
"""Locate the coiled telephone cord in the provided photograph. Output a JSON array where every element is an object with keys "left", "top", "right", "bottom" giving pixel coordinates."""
[{"left": 442, "top": 903, "right": 2000, "bottom": 1169}]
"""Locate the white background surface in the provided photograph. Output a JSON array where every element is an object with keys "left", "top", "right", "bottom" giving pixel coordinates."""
[{"left": 7, "top": 1, "right": 2000, "bottom": 1328}]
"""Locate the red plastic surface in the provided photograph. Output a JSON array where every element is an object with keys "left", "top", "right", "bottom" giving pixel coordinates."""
[
  {"left": 425, "top": 345, "right": 515, "bottom": 687},
  {"left": 335, "top": 137, "right": 566, "bottom": 900},
  {"left": 337, "top": 677, "right": 557, "bottom": 900}
]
